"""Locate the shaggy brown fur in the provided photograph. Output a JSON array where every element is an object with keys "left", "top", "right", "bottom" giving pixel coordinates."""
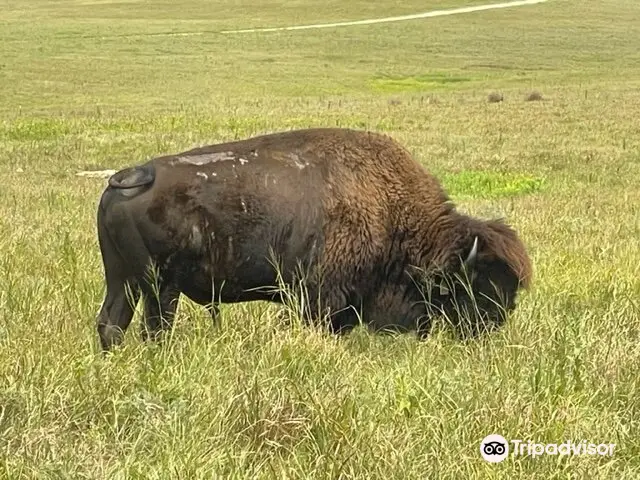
[{"left": 95, "top": 128, "right": 532, "bottom": 351}]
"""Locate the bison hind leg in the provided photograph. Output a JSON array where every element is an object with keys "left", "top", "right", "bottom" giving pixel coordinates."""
[
  {"left": 140, "top": 279, "right": 181, "bottom": 344},
  {"left": 97, "top": 280, "right": 141, "bottom": 352},
  {"left": 96, "top": 214, "right": 143, "bottom": 352}
]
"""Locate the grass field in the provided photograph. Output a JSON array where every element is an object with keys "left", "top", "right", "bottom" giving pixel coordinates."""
[{"left": 1, "top": 0, "right": 640, "bottom": 477}]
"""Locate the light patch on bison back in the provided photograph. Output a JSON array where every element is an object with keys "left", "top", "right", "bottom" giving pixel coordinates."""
[
  {"left": 174, "top": 152, "right": 236, "bottom": 165},
  {"left": 289, "top": 153, "right": 309, "bottom": 170}
]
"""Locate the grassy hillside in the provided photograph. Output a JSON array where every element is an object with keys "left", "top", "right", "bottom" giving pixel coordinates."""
[{"left": 1, "top": 0, "right": 639, "bottom": 478}]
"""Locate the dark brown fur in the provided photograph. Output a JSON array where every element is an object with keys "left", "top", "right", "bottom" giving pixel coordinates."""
[{"left": 95, "top": 128, "right": 532, "bottom": 351}]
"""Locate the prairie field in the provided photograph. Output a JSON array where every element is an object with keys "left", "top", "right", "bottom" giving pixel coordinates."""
[{"left": 1, "top": 0, "right": 640, "bottom": 478}]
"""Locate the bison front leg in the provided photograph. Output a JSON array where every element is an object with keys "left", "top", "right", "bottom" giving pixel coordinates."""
[
  {"left": 141, "top": 283, "right": 180, "bottom": 343},
  {"left": 300, "top": 283, "right": 360, "bottom": 335}
]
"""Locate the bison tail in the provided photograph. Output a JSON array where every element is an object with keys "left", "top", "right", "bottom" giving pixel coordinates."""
[{"left": 108, "top": 163, "right": 155, "bottom": 189}]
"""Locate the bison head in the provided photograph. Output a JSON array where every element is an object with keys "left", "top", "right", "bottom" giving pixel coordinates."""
[{"left": 422, "top": 219, "right": 532, "bottom": 339}]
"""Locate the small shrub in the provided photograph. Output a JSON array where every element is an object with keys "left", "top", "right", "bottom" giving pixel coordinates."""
[
  {"left": 487, "top": 92, "right": 504, "bottom": 103},
  {"left": 525, "top": 90, "right": 544, "bottom": 102}
]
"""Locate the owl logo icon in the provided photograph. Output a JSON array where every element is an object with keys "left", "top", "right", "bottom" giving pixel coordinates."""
[{"left": 480, "top": 434, "right": 509, "bottom": 463}]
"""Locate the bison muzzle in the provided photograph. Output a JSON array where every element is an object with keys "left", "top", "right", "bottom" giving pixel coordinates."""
[{"left": 95, "top": 127, "right": 532, "bottom": 351}]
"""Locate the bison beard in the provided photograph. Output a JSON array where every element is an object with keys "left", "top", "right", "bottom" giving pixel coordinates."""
[{"left": 95, "top": 127, "right": 532, "bottom": 351}]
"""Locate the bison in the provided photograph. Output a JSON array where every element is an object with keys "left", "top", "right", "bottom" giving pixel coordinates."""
[{"left": 95, "top": 127, "right": 532, "bottom": 351}]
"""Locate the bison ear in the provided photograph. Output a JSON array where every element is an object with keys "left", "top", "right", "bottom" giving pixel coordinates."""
[{"left": 464, "top": 236, "right": 479, "bottom": 269}]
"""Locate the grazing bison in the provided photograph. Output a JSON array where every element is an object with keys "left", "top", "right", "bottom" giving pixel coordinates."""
[{"left": 96, "top": 127, "right": 532, "bottom": 351}]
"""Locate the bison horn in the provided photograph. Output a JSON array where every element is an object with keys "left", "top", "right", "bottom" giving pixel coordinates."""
[{"left": 464, "top": 236, "right": 479, "bottom": 268}]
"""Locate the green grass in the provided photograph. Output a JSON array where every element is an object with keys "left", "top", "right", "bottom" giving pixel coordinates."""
[
  {"left": 441, "top": 171, "right": 546, "bottom": 199},
  {"left": 1, "top": 0, "right": 640, "bottom": 477},
  {"left": 370, "top": 73, "right": 474, "bottom": 93}
]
